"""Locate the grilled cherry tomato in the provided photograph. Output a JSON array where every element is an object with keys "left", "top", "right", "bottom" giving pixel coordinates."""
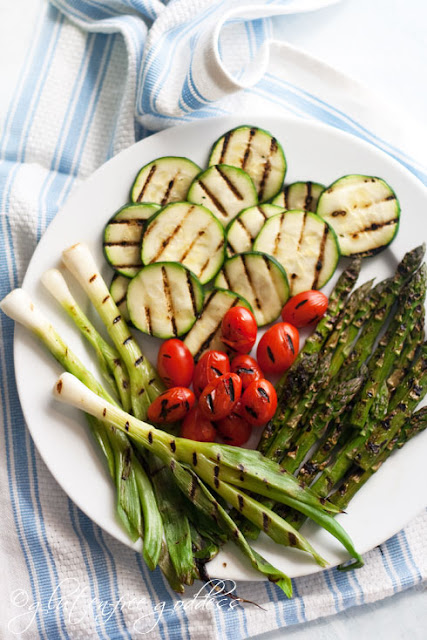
[
  {"left": 147, "top": 387, "right": 195, "bottom": 423},
  {"left": 220, "top": 306, "right": 257, "bottom": 353},
  {"left": 240, "top": 379, "right": 277, "bottom": 427},
  {"left": 281, "top": 290, "right": 328, "bottom": 328},
  {"left": 157, "top": 338, "right": 194, "bottom": 388},
  {"left": 198, "top": 373, "right": 242, "bottom": 421},
  {"left": 180, "top": 406, "right": 217, "bottom": 442},
  {"left": 256, "top": 322, "right": 299, "bottom": 375},
  {"left": 216, "top": 413, "right": 252, "bottom": 446},
  {"left": 230, "top": 354, "right": 264, "bottom": 390},
  {"left": 193, "top": 350, "right": 230, "bottom": 397}
]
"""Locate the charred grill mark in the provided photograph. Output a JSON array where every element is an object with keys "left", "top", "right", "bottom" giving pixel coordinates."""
[
  {"left": 192, "top": 452, "right": 198, "bottom": 466},
  {"left": 89, "top": 274, "right": 97, "bottom": 283},
  {"left": 145, "top": 306, "right": 152, "bottom": 335},
  {"left": 221, "top": 266, "right": 233, "bottom": 291},
  {"left": 312, "top": 226, "right": 329, "bottom": 289},
  {"left": 273, "top": 212, "right": 285, "bottom": 256},
  {"left": 216, "top": 165, "right": 244, "bottom": 200},
  {"left": 113, "top": 315, "right": 121, "bottom": 324},
  {"left": 161, "top": 266, "right": 178, "bottom": 337},
  {"left": 304, "top": 181, "right": 313, "bottom": 211},
  {"left": 115, "top": 294, "right": 127, "bottom": 307},
  {"left": 241, "top": 254, "right": 262, "bottom": 311},
  {"left": 125, "top": 421, "right": 129, "bottom": 431},
  {"left": 237, "top": 494, "right": 244, "bottom": 511},
  {"left": 198, "top": 181, "right": 228, "bottom": 217},
  {"left": 286, "top": 334, "right": 295, "bottom": 354},
  {"left": 236, "top": 366, "right": 254, "bottom": 376},
  {"left": 241, "top": 127, "right": 256, "bottom": 169},
  {"left": 237, "top": 216, "right": 253, "bottom": 241},
  {"left": 206, "top": 393, "right": 214, "bottom": 414},
  {"left": 257, "top": 205, "right": 268, "bottom": 220},
  {"left": 295, "top": 298, "right": 308, "bottom": 309},
  {"left": 179, "top": 225, "right": 208, "bottom": 262},
  {"left": 190, "top": 475, "right": 198, "bottom": 500},
  {"left": 160, "top": 173, "right": 179, "bottom": 206},
  {"left": 297, "top": 212, "right": 308, "bottom": 251},
  {"left": 123, "top": 336, "right": 132, "bottom": 346},
  {"left": 199, "top": 239, "right": 224, "bottom": 280},
  {"left": 262, "top": 513, "right": 270, "bottom": 532},
  {"left": 103, "top": 241, "right": 140, "bottom": 247},
  {"left": 257, "top": 386, "right": 270, "bottom": 401},
  {"left": 102, "top": 295, "right": 110, "bottom": 303},
  {"left": 103, "top": 408, "right": 107, "bottom": 417},
  {"left": 135, "top": 355, "right": 144, "bottom": 367},
  {"left": 245, "top": 405, "right": 258, "bottom": 420},
  {"left": 219, "top": 131, "right": 232, "bottom": 163},
  {"left": 351, "top": 218, "right": 399, "bottom": 238},
  {"left": 288, "top": 532, "right": 298, "bottom": 547},
  {"left": 151, "top": 206, "right": 194, "bottom": 262},
  {"left": 211, "top": 366, "right": 222, "bottom": 376},
  {"left": 331, "top": 210, "right": 347, "bottom": 217},
  {"left": 148, "top": 431, "right": 153, "bottom": 444},
  {"left": 267, "top": 346, "right": 275, "bottom": 363},
  {"left": 283, "top": 185, "right": 289, "bottom": 208},
  {"left": 109, "top": 218, "right": 146, "bottom": 226},
  {"left": 137, "top": 164, "right": 157, "bottom": 201},
  {"left": 224, "top": 376, "right": 235, "bottom": 401},
  {"left": 213, "top": 464, "right": 220, "bottom": 488},
  {"left": 385, "top": 194, "right": 396, "bottom": 201},
  {"left": 186, "top": 271, "right": 198, "bottom": 317},
  {"left": 170, "top": 441, "right": 176, "bottom": 452},
  {"left": 258, "top": 138, "right": 277, "bottom": 201}
]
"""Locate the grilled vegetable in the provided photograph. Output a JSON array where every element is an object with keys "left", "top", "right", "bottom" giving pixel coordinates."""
[
  {"left": 184, "top": 288, "right": 253, "bottom": 360},
  {"left": 109, "top": 273, "right": 131, "bottom": 322},
  {"left": 281, "top": 290, "right": 328, "bottom": 328},
  {"left": 192, "top": 350, "right": 230, "bottom": 397},
  {"left": 126, "top": 262, "right": 204, "bottom": 338},
  {"left": 220, "top": 305, "right": 257, "bottom": 353},
  {"left": 199, "top": 373, "right": 242, "bottom": 421},
  {"left": 216, "top": 413, "right": 252, "bottom": 446},
  {"left": 239, "top": 379, "right": 277, "bottom": 427},
  {"left": 148, "top": 387, "right": 196, "bottom": 424},
  {"left": 253, "top": 210, "right": 340, "bottom": 295},
  {"left": 141, "top": 202, "right": 225, "bottom": 284},
  {"left": 157, "top": 339, "right": 194, "bottom": 388},
  {"left": 181, "top": 407, "right": 217, "bottom": 442},
  {"left": 131, "top": 156, "right": 201, "bottom": 205},
  {"left": 257, "top": 323, "right": 299, "bottom": 376},
  {"left": 271, "top": 181, "right": 324, "bottom": 211},
  {"left": 103, "top": 203, "right": 160, "bottom": 277},
  {"left": 226, "top": 204, "right": 284, "bottom": 256},
  {"left": 214, "top": 251, "right": 290, "bottom": 326},
  {"left": 230, "top": 354, "right": 263, "bottom": 390},
  {"left": 208, "top": 125, "right": 286, "bottom": 202},
  {"left": 316, "top": 174, "right": 400, "bottom": 257},
  {"left": 187, "top": 164, "right": 258, "bottom": 226}
]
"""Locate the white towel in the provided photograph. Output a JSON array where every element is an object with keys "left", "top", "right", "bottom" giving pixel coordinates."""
[{"left": 1, "top": 1, "right": 426, "bottom": 638}]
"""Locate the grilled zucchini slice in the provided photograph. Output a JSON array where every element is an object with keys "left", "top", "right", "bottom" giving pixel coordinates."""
[
  {"left": 187, "top": 164, "right": 257, "bottom": 226},
  {"left": 208, "top": 125, "right": 286, "bottom": 202},
  {"left": 253, "top": 210, "right": 340, "bottom": 295},
  {"left": 127, "top": 262, "right": 204, "bottom": 338},
  {"left": 141, "top": 202, "right": 225, "bottom": 284},
  {"left": 131, "top": 156, "right": 201, "bottom": 205},
  {"left": 226, "top": 204, "right": 284, "bottom": 257},
  {"left": 184, "top": 288, "right": 253, "bottom": 361},
  {"left": 214, "top": 251, "right": 289, "bottom": 326},
  {"left": 103, "top": 203, "right": 160, "bottom": 277},
  {"left": 110, "top": 274, "right": 131, "bottom": 322},
  {"left": 316, "top": 174, "right": 400, "bottom": 257},
  {"left": 271, "top": 181, "right": 324, "bottom": 212}
]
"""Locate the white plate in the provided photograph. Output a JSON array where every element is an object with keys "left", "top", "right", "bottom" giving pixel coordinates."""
[{"left": 15, "top": 116, "right": 427, "bottom": 582}]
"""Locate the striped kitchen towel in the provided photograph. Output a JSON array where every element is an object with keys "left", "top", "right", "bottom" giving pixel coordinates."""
[{"left": 1, "top": 0, "right": 426, "bottom": 638}]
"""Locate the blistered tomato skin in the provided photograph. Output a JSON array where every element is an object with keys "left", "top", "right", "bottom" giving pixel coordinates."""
[
  {"left": 157, "top": 339, "right": 194, "bottom": 387},
  {"left": 230, "top": 354, "right": 264, "bottom": 390},
  {"left": 193, "top": 350, "right": 230, "bottom": 397},
  {"left": 256, "top": 322, "right": 299, "bottom": 375},
  {"left": 240, "top": 379, "right": 278, "bottom": 427},
  {"left": 147, "top": 387, "right": 195, "bottom": 423},
  {"left": 198, "top": 373, "right": 242, "bottom": 421},
  {"left": 220, "top": 306, "right": 258, "bottom": 353},
  {"left": 216, "top": 413, "right": 252, "bottom": 446},
  {"left": 281, "top": 290, "right": 328, "bottom": 328},
  {"left": 180, "top": 406, "right": 217, "bottom": 442}
]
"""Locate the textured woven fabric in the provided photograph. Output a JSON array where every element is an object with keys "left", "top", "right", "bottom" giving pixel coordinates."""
[{"left": 1, "top": 1, "right": 426, "bottom": 638}]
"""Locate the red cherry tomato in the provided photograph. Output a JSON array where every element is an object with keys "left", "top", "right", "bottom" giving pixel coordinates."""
[
  {"left": 220, "top": 306, "right": 257, "bottom": 353},
  {"left": 216, "top": 413, "right": 252, "bottom": 446},
  {"left": 256, "top": 323, "right": 299, "bottom": 375},
  {"left": 180, "top": 406, "right": 217, "bottom": 442},
  {"left": 240, "top": 379, "right": 277, "bottom": 427},
  {"left": 193, "top": 350, "right": 230, "bottom": 397},
  {"left": 198, "top": 373, "right": 242, "bottom": 421},
  {"left": 157, "top": 339, "right": 194, "bottom": 388},
  {"left": 281, "top": 290, "right": 328, "bottom": 328},
  {"left": 230, "top": 354, "right": 264, "bottom": 390},
  {"left": 147, "top": 387, "right": 195, "bottom": 423}
]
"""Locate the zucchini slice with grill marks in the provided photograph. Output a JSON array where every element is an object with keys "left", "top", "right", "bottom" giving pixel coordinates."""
[
  {"left": 184, "top": 288, "right": 253, "bottom": 361},
  {"left": 110, "top": 274, "right": 131, "bottom": 322},
  {"left": 316, "top": 174, "right": 400, "bottom": 257},
  {"left": 253, "top": 210, "right": 340, "bottom": 296},
  {"left": 214, "top": 251, "right": 289, "bottom": 326},
  {"left": 127, "top": 262, "right": 204, "bottom": 338},
  {"left": 141, "top": 202, "right": 225, "bottom": 284},
  {"left": 103, "top": 203, "right": 160, "bottom": 277},
  {"left": 208, "top": 125, "right": 286, "bottom": 202},
  {"left": 131, "top": 156, "right": 201, "bottom": 205},
  {"left": 271, "top": 181, "right": 324, "bottom": 212},
  {"left": 187, "top": 164, "right": 257, "bottom": 226},
  {"left": 226, "top": 204, "right": 284, "bottom": 257}
]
